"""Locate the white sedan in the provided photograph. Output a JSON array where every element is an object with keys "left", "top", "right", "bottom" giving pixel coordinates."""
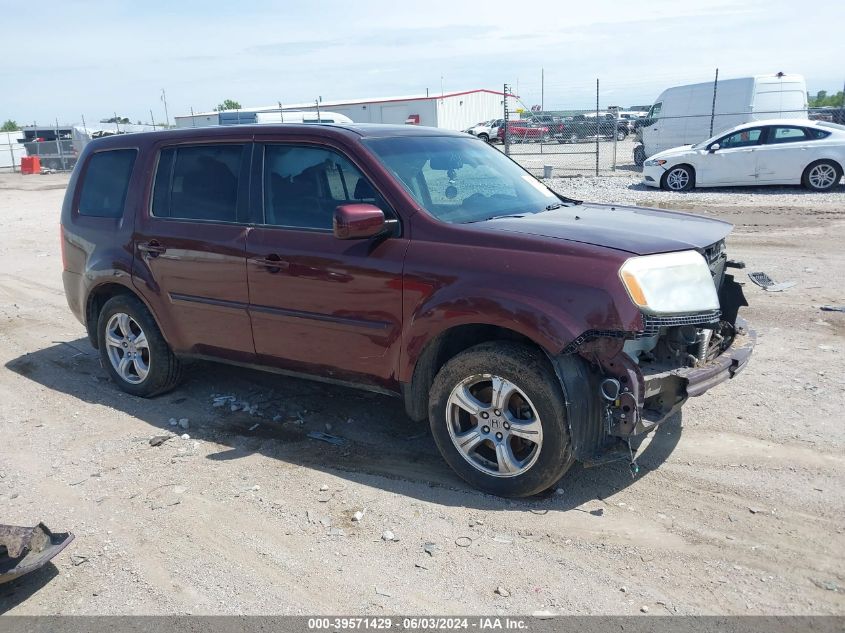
[{"left": 642, "top": 119, "right": 845, "bottom": 191}]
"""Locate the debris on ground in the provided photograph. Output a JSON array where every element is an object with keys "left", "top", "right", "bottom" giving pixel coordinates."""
[
  {"left": 747, "top": 271, "right": 796, "bottom": 292},
  {"left": 319, "top": 484, "right": 329, "bottom": 491},
  {"left": 455, "top": 536, "right": 472, "bottom": 548},
  {"left": 0, "top": 523, "right": 75, "bottom": 584},
  {"left": 811, "top": 579, "right": 841, "bottom": 592},
  {"left": 423, "top": 542, "right": 437, "bottom": 556},
  {"left": 248, "top": 423, "right": 259, "bottom": 431},
  {"left": 494, "top": 586, "right": 510, "bottom": 597},
  {"left": 149, "top": 435, "right": 171, "bottom": 447},
  {"left": 178, "top": 418, "right": 189, "bottom": 430},
  {"left": 180, "top": 433, "right": 190, "bottom": 440},
  {"left": 306, "top": 431, "right": 346, "bottom": 446},
  {"left": 640, "top": 605, "right": 649, "bottom": 613},
  {"left": 352, "top": 511, "right": 365, "bottom": 522},
  {"left": 820, "top": 305, "right": 845, "bottom": 313},
  {"left": 375, "top": 586, "right": 392, "bottom": 597},
  {"left": 381, "top": 530, "right": 395, "bottom": 541}
]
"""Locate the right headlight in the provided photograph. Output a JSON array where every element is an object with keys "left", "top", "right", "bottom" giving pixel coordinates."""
[{"left": 619, "top": 250, "right": 719, "bottom": 315}]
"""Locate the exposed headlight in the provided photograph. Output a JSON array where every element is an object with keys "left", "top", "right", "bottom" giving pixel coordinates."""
[
  {"left": 643, "top": 158, "right": 667, "bottom": 166},
  {"left": 619, "top": 250, "right": 719, "bottom": 315}
]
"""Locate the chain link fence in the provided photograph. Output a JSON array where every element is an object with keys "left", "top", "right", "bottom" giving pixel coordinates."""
[{"left": 493, "top": 76, "right": 822, "bottom": 179}]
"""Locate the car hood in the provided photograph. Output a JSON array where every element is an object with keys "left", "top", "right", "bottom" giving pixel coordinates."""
[
  {"left": 480, "top": 203, "right": 732, "bottom": 255},
  {"left": 650, "top": 145, "right": 696, "bottom": 160}
]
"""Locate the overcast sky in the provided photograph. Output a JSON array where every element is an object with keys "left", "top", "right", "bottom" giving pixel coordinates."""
[{"left": 3, "top": 0, "right": 843, "bottom": 125}]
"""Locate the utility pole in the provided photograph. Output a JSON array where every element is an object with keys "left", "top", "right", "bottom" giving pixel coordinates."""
[
  {"left": 278, "top": 101, "right": 284, "bottom": 123},
  {"left": 709, "top": 68, "right": 719, "bottom": 137},
  {"left": 541, "top": 67, "right": 544, "bottom": 112},
  {"left": 440, "top": 76, "right": 444, "bottom": 97},
  {"left": 315, "top": 97, "right": 321, "bottom": 122},
  {"left": 150, "top": 109, "right": 156, "bottom": 130},
  {"left": 161, "top": 88, "right": 170, "bottom": 128},
  {"left": 190, "top": 107, "right": 195, "bottom": 128},
  {"left": 113, "top": 112, "right": 120, "bottom": 134}
]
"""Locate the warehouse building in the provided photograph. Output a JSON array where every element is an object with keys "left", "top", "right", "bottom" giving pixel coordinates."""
[{"left": 175, "top": 89, "right": 516, "bottom": 131}]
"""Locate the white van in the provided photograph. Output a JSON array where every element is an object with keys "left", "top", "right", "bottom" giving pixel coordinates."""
[{"left": 634, "top": 73, "right": 807, "bottom": 164}]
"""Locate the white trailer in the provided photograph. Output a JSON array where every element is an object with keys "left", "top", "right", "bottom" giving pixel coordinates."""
[{"left": 636, "top": 73, "right": 807, "bottom": 163}]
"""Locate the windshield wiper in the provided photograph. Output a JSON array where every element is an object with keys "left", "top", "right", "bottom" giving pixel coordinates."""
[
  {"left": 544, "top": 203, "right": 564, "bottom": 211},
  {"left": 465, "top": 213, "right": 526, "bottom": 224}
]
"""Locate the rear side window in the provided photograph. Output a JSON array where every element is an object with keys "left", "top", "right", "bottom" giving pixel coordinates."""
[
  {"left": 78, "top": 149, "right": 137, "bottom": 217},
  {"left": 768, "top": 126, "right": 807, "bottom": 144},
  {"left": 152, "top": 144, "right": 245, "bottom": 222}
]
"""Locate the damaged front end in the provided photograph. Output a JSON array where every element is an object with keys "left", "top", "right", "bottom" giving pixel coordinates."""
[
  {"left": 0, "top": 523, "right": 74, "bottom": 584},
  {"left": 557, "top": 243, "right": 755, "bottom": 468}
]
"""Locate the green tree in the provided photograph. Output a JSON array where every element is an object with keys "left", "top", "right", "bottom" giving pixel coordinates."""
[
  {"left": 1, "top": 119, "right": 20, "bottom": 132},
  {"left": 215, "top": 99, "right": 242, "bottom": 111},
  {"left": 809, "top": 90, "right": 844, "bottom": 107}
]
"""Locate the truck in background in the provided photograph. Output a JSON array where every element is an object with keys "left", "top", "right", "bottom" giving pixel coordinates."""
[{"left": 633, "top": 73, "right": 807, "bottom": 165}]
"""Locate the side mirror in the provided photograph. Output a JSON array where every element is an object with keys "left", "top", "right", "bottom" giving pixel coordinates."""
[
  {"left": 709, "top": 143, "right": 720, "bottom": 153},
  {"left": 333, "top": 204, "right": 386, "bottom": 240}
]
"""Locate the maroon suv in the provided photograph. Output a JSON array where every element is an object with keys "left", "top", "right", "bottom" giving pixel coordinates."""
[{"left": 61, "top": 124, "right": 754, "bottom": 497}]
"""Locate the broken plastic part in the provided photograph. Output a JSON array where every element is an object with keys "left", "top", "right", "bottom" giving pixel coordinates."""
[{"left": 0, "top": 523, "right": 74, "bottom": 584}]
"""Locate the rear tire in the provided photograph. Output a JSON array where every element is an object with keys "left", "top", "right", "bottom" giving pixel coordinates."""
[
  {"left": 802, "top": 160, "right": 841, "bottom": 191},
  {"left": 616, "top": 129, "right": 627, "bottom": 141},
  {"left": 633, "top": 145, "right": 646, "bottom": 166},
  {"left": 428, "top": 342, "right": 574, "bottom": 497},
  {"left": 96, "top": 294, "right": 183, "bottom": 397},
  {"left": 478, "top": 133, "right": 489, "bottom": 143}
]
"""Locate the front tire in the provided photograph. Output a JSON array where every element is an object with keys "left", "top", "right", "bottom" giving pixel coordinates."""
[
  {"left": 478, "top": 133, "right": 489, "bottom": 143},
  {"left": 97, "top": 294, "right": 183, "bottom": 397},
  {"left": 802, "top": 160, "right": 841, "bottom": 191},
  {"left": 661, "top": 164, "right": 695, "bottom": 191},
  {"left": 428, "top": 342, "right": 574, "bottom": 497}
]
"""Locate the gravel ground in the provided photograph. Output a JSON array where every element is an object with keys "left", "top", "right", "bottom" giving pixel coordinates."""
[{"left": 1, "top": 172, "right": 844, "bottom": 616}]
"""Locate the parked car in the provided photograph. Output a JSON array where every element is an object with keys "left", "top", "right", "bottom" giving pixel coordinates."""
[
  {"left": 642, "top": 119, "right": 845, "bottom": 191},
  {"left": 497, "top": 120, "right": 550, "bottom": 143},
  {"left": 61, "top": 124, "right": 754, "bottom": 497},
  {"left": 634, "top": 73, "right": 807, "bottom": 166},
  {"left": 555, "top": 114, "right": 627, "bottom": 142},
  {"left": 464, "top": 119, "right": 504, "bottom": 143}
]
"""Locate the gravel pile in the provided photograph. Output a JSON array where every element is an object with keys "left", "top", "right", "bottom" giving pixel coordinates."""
[{"left": 545, "top": 175, "right": 844, "bottom": 208}]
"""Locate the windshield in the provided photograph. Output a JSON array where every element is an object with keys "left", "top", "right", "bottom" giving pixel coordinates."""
[{"left": 363, "top": 136, "right": 568, "bottom": 224}]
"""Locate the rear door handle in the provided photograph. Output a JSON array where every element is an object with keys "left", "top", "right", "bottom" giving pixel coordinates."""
[
  {"left": 138, "top": 240, "right": 166, "bottom": 257},
  {"left": 250, "top": 254, "right": 289, "bottom": 273}
]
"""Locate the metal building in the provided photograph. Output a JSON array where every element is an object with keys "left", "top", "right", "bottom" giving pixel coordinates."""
[{"left": 175, "top": 89, "right": 516, "bottom": 131}]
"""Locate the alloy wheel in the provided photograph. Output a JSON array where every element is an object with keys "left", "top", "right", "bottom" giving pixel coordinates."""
[
  {"left": 104, "top": 312, "right": 150, "bottom": 384},
  {"left": 808, "top": 164, "right": 837, "bottom": 190},
  {"left": 665, "top": 167, "right": 690, "bottom": 190},
  {"left": 446, "top": 374, "right": 543, "bottom": 478}
]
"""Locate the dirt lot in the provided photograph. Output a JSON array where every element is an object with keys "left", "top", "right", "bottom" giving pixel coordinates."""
[{"left": 1, "top": 172, "right": 844, "bottom": 616}]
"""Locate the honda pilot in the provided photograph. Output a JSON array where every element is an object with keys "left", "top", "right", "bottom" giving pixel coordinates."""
[{"left": 60, "top": 124, "right": 754, "bottom": 497}]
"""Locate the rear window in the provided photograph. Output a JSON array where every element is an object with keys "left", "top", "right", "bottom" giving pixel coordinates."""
[
  {"left": 78, "top": 149, "right": 137, "bottom": 217},
  {"left": 152, "top": 144, "right": 246, "bottom": 222}
]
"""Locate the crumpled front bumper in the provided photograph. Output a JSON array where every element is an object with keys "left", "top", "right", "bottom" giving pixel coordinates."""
[
  {"left": 637, "top": 317, "right": 756, "bottom": 430},
  {"left": 671, "top": 317, "right": 754, "bottom": 398}
]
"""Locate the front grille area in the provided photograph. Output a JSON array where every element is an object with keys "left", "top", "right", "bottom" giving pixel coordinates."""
[{"left": 641, "top": 310, "right": 722, "bottom": 336}]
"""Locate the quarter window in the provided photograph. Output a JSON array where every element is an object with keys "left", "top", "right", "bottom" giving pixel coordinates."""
[
  {"left": 768, "top": 127, "right": 807, "bottom": 144},
  {"left": 718, "top": 128, "right": 763, "bottom": 149},
  {"left": 78, "top": 149, "right": 137, "bottom": 217},
  {"left": 263, "top": 145, "right": 387, "bottom": 230},
  {"left": 152, "top": 144, "right": 246, "bottom": 222}
]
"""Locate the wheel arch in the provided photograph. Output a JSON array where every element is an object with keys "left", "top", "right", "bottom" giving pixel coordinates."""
[
  {"left": 803, "top": 157, "right": 843, "bottom": 178},
  {"left": 85, "top": 282, "right": 160, "bottom": 349},
  {"left": 402, "top": 323, "right": 556, "bottom": 422}
]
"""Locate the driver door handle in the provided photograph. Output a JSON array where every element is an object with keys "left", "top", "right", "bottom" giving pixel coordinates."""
[
  {"left": 138, "top": 240, "right": 166, "bottom": 257},
  {"left": 250, "top": 254, "right": 289, "bottom": 273}
]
